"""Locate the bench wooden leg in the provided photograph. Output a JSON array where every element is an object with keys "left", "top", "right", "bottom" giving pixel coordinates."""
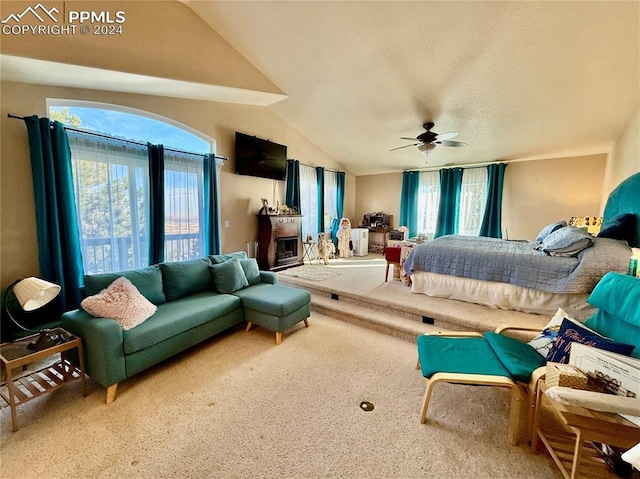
[
  {"left": 106, "top": 383, "right": 118, "bottom": 404},
  {"left": 420, "top": 378, "right": 436, "bottom": 424},
  {"left": 303, "top": 319, "right": 309, "bottom": 328},
  {"left": 275, "top": 332, "right": 282, "bottom": 345},
  {"left": 245, "top": 322, "right": 253, "bottom": 332}
]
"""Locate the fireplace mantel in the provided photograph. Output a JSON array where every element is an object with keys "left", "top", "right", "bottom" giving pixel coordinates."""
[{"left": 256, "top": 215, "right": 304, "bottom": 271}]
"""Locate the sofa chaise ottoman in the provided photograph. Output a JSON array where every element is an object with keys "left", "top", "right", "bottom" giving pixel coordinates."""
[{"left": 242, "top": 284, "right": 312, "bottom": 345}]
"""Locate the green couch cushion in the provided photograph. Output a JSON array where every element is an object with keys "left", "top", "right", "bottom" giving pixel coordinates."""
[
  {"left": 230, "top": 283, "right": 272, "bottom": 299},
  {"left": 417, "top": 335, "right": 510, "bottom": 379},
  {"left": 242, "top": 284, "right": 311, "bottom": 317},
  {"left": 209, "top": 257, "right": 249, "bottom": 293},
  {"left": 123, "top": 291, "right": 241, "bottom": 354},
  {"left": 584, "top": 272, "right": 640, "bottom": 359},
  {"left": 83, "top": 265, "right": 165, "bottom": 305},
  {"left": 240, "top": 258, "right": 261, "bottom": 285},
  {"left": 484, "top": 332, "right": 546, "bottom": 383},
  {"left": 160, "top": 258, "right": 212, "bottom": 302},
  {"left": 209, "top": 251, "right": 248, "bottom": 264}
]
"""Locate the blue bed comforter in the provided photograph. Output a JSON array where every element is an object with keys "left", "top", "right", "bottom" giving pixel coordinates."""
[{"left": 403, "top": 235, "right": 631, "bottom": 294}]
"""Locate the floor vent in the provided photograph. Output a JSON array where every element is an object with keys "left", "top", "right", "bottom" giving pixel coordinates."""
[{"left": 359, "top": 401, "right": 374, "bottom": 412}]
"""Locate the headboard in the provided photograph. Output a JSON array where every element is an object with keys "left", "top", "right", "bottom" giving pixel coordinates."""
[{"left": 602, "top": 172, "right": 640, "bottom": 248}]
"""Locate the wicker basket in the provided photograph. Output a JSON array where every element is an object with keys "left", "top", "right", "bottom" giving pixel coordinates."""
[{"left": 546, "top": 362, "right": 588, "bottom": 390}]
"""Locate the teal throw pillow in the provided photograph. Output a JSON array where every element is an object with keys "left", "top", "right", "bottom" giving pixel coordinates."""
[
  {"left": 83, "top": 265, "right": 166, "bottom": 305},
  {"left": 209, "top": 257, "right": 249, "bottom": 293},
  {"left": 239, "top": 258, "right": 261, "bottom": 285},
  {"left": 160, "top": 258, "right": 212, "bottom": 301},
  {"left": 209, "top": 251, "right": 248, "bottom": 264}
]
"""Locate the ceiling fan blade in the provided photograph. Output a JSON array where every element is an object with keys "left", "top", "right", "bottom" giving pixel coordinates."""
[
  {"left": 433, "top": 140, "right": 467, "bottom": 147},
  {"left": 434, "top": 131, "right": 458, "bottom": 141},
  {"left": 399, "top": 137, "right": 419, "bottom": 141},
  {"left": 390, "top": 142, "right": 421, "bottom": 151}
]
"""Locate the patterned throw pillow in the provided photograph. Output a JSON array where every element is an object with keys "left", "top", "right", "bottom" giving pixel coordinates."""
[
  {"left": 81, "top": 277, "right": 157, "bottom": 330},
  {"left": 545, "top": 318, "right": 635, "bottom": 364},
  {"left": 527, "top": 308, "right": 576, "bottom": 357}
]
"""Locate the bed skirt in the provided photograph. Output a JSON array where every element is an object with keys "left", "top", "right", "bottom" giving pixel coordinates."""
[{"left": 410, "top": 271, "right": 595, "bottom": 319}]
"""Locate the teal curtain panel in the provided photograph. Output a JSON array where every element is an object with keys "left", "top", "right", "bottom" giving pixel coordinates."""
[
  {"left": 316, "top": 166, "right": 325, "bottom": 233},
  {"left": 204, "top": 154, "right": 221, "bottom": 255},
  {"left": 285, "top": 159, "right": 301, "bottom": 211},
  {"left": 399, "top": 170, "right": 420, "bottom": 238},
  {"left": 24, "top": 116, "right": 83, "bottom": 311},
  {"left": 435, "top": 167, "right": 463, "bottom": 238},
  {"left": 148, "top": 143, "right": 165, "bottom": 264},
  {"left": 332, "top": 171, "right": 346, "bottom": 245},
  {"left": 479, "top": 163, "right": 507, "bottom": 238}
]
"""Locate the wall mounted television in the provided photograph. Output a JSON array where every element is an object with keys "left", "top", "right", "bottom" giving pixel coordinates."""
[{"left": 235, "top": 132, "right": 287, "bottom": 181}]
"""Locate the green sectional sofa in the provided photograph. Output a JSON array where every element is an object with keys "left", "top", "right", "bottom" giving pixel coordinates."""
[{"left": 62, "top": 252, "right": 310, "bottom": 403}]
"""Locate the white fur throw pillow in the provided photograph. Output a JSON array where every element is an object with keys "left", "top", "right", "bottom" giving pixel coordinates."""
[{"left": 81, "top": 277, "right": 156, "bottom": 330}]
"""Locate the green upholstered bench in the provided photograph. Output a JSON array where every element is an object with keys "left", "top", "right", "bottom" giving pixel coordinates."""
[{"left": 243, "top": 284, "right": 311, "bottom": 345}]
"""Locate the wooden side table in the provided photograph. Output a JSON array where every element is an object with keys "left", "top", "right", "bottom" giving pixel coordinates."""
[
  {"left": 532, "top": 380, "right": 640, "bottom": 479},
  {"left": 0, "top": 328, "right": 87, "bottom": 432}
]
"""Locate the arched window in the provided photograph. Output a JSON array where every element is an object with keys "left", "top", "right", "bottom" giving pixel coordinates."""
[{"left": 48, "top": 102, "right": 218, "bottom": 274}]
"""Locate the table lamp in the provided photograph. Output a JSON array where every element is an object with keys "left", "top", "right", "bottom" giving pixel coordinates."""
[{"left": 3, "top": 277, "right": 63, "bottom": 350}]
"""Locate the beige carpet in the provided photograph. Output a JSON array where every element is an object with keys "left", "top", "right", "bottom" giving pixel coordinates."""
[{"left": 0, "top": 314, "right": 561, "bottom": 478}]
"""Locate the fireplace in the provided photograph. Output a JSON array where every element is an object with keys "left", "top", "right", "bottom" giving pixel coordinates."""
[
  {"left": 276, "top": 236, "right": 299, "bottom": 267},
  {"left": 256, "top": 215, "right": 304, "bottom": 271}
]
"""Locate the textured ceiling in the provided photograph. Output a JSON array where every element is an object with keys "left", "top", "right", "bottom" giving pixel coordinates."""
[{"left": 184, "top": 1, "right": 639, "bottom": 176}]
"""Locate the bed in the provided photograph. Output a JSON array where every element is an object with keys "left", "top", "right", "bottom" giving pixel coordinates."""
[{"left": 404, "top": 172, "right": 640, "bottom": 318}]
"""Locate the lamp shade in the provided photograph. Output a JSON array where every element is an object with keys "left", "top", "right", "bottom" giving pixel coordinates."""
[{"left": 13, "top": 277, "right": 61, "bottom": 311}]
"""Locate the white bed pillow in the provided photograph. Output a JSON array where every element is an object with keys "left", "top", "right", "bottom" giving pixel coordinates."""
[
  {"left": 537, "top": 226, "right": 593, "bottom": 257},
  {"left": 535, "top": 220, "right": 567, "bottom": 243}
]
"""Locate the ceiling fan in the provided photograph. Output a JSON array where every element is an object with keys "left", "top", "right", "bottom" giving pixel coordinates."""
[{"left": 390, "top": 122, "right": 467, "bottom": 157}]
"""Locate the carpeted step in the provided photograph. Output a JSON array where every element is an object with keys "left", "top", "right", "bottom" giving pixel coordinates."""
[{"left": 310, "top": 293, "right": 461, "bottom": 342}]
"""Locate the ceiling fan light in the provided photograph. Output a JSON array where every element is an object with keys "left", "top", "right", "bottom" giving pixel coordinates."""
[{"left": 417, "top": 143, "right": 436, "bottom": 152}]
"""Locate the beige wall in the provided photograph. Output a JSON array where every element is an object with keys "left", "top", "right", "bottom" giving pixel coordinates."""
[
  {"left": 603, "top": 108, "right": 640, "bottom": 206},
  {"left": 354, "top": 173, "right": 403, "bottom": 228},
  {"left": 354, "top": 154, "right": 607, "bottom": 241},
  {"left": 502, "top": 155, "right": 606, "bottom": 240},
  {"left": 0, "top": 81, "right": 354, "bottom": 288}
]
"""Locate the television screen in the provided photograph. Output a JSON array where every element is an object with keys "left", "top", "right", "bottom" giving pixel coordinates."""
[{"left": 235, "top": 132, "right": 287, "bottom": 181}]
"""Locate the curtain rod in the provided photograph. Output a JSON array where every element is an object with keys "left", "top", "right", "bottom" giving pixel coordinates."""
[
  {"left": 7, "top": 113, "right": 228, "bottom": 161},
  {"left": 404, "top": 161, "right": 506, "bottom": 173},
  {"left": 292, "top": 159, "right": 341, "bottom": 174}
]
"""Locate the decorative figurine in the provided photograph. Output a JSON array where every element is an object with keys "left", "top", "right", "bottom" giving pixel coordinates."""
[{"left": 336, "top": 217, "right": 353, "bottom": 258}]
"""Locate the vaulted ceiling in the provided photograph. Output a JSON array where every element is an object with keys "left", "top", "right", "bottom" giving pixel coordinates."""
[{"left": 183, "top": 1, "right": 639, "bottom": 175}]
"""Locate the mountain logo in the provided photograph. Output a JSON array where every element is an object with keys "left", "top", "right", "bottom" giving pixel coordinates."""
[{"left": 1, "top": 3, "right": 59, "bottom": 24}]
